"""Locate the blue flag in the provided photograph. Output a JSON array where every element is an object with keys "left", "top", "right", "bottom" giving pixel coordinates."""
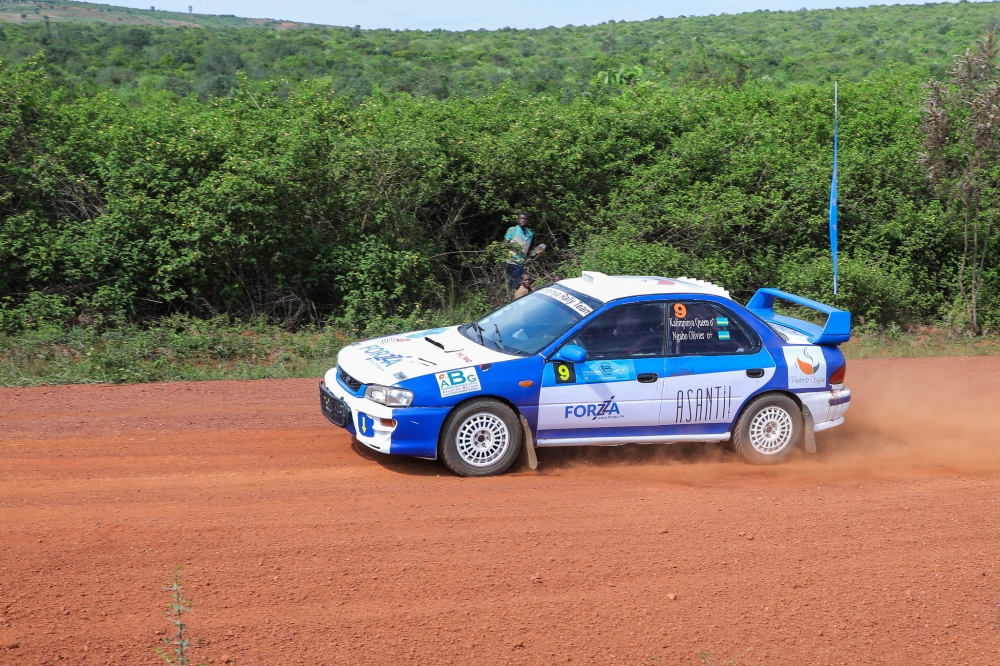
[{"left": 830, "top": 83, "right": 839, "bottom": 295}]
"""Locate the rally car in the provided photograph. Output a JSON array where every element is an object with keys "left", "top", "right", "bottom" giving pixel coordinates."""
[{"left": 320, "top": 272, "right": 851, "bottom": 477}]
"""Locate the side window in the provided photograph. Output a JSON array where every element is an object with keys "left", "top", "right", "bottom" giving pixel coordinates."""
[
  {"left": 668, "top": 301, "right": 759, "bottom": 356},
  {"left": 564, "top": 303, "right": 665, "bottom": 360}
]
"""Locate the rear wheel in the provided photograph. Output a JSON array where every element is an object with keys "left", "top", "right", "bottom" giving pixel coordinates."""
[
  {"left": 440, "top": 399, "right": 522, "bottom": 477},
  {"left": 732, "top": 393, "right": 802, "bottom": 464}
]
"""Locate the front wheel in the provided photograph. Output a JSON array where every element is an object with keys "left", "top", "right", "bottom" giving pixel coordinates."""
[
  {"left": 440, "top": 399, "right": 523, "bottom": 477},
  {"left": 731, "top": 393, "right": 803, "bottom": 465}
]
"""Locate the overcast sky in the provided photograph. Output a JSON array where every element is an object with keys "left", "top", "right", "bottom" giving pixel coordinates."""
[{"left": 87, "top": 0, "right": 958, "bottom": 31}]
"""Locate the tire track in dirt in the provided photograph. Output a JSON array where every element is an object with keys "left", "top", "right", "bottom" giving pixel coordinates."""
[{"left": 1, "top": 359, "right": 999, "bottom": 665}]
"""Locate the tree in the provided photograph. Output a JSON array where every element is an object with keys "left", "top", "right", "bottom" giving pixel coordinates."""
[
  {"left": 920, "top": 29, "right": 1000, "bottom": 334},
  {"left": 593, "top": 64, "right": 643, "bottom": 87}
]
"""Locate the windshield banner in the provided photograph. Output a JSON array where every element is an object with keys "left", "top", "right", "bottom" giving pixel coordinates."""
[{"left": 537, "top": 287, "right": 593, "bottom": 316}]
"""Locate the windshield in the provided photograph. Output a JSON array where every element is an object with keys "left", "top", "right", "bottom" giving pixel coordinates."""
[{"left": 461, "top": 286, "right": 604, "bottom": 356}]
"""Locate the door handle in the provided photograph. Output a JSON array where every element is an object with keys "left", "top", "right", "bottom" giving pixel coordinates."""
[
  {"left": 637, "top": 372, "right": 658, "bottom": 383},
  {"left": 746, "top": 368, "right": 764, "bottom": 378}
]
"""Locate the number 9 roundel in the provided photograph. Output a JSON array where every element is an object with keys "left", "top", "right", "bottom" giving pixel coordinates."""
[{"left": 554, "top": 362, "right": 576, "bottom": 384}]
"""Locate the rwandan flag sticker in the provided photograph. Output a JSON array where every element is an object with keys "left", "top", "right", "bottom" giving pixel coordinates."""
[
  {"left": 716, "top": 317, "right": 729, "bottom": 326},
  {"left": 718, "top": 330, "right": 731, "bottom": 340}
]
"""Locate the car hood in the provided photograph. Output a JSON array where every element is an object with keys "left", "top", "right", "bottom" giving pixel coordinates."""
[{"left": 335, "top": 326, "right": 518, "bottom": 387}]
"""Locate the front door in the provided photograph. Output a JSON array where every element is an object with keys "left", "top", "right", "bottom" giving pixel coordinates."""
[
  {"left": 660, "top": 300, "right": 776, "bottom": 438},
  {"left": 536, "top": 302, "right": 667, "bottom": 445}
]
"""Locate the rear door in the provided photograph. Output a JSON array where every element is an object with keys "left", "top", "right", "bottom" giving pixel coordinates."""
[
  {"left": 660, "top": 300, "right": 776, "bottom": 437},
  {"left": 536, "top": 302, "right": 667, "bottom": 444}
]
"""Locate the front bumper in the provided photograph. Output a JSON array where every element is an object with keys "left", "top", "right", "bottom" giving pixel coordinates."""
[
  {"left": 320, "top": 380, "right": 396, "bottom": 452},
  {"left": 319, "top": 378, "right": 449, "bottom": 459}
]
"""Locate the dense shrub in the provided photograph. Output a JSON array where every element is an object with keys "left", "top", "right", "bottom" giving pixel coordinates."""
[{"left": 0, "top": 54, "right": 983, "bottom": 334}]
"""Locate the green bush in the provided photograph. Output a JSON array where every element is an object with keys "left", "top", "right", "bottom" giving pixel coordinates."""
[
  {"left": 0, "top": 293, "right": 75, "bottom": 335},
  {"left": 0, "top": 54, "right": 984, "bottom": 338},
  {"left": 777, "top": 254, "right": 914, "bottom": 328}
]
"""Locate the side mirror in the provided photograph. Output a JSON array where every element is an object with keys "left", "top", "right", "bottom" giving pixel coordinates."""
[{"left": 552, "top": 344, "right": 587, "bottom": 364}]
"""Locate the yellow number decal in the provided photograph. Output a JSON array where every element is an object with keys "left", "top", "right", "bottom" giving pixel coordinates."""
[{"left": 558, "top": 365, "right": 570, "bottom": 381}]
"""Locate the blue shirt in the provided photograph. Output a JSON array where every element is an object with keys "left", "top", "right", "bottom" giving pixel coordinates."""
[{"left": 504, "top": 226, "right": 533, "bottom": 265}]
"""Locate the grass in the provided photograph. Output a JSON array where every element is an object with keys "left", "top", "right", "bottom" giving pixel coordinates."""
[
  {"left": 842, "top": 325, "right": 1000, "bottom": 359},
  {"left": 0, "top": 315, "right": 357, "bottom": 387},
  {"left": 1, "top": 318, "right": 997, "bottom": 387}
]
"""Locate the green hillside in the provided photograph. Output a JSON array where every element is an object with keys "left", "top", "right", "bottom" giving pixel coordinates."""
[
  {"left": 0, "top": 0, "right": 316, "bottom": 29},
  {"left": 0, "top": 1, "right": 999, "bottom": 99}
]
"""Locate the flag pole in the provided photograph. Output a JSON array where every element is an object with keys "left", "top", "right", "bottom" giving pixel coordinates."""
[{"left": 830, "top": 82, "right": 839, "bottom": 296}]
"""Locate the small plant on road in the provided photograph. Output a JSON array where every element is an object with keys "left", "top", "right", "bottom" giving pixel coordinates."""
[{"left": 156, "top": 565, "right": 207, "bottom": 666}]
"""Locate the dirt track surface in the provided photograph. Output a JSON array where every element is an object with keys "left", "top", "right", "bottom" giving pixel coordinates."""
[{"left": 2, "top": 358, "right": 1000, "bottom": 665}]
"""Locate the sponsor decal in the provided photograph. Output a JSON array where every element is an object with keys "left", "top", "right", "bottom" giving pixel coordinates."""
[
  {"left": 782, "top": 346, "right": 827, "bottom": 388},
  {"left": 378, "top": 336, "right": 412, "bottom": 345},
  {"left": 406, "top": 328, "right": 448, "bottom": 339},
  {"left": 537, "top": 287, "right": 594, "bottom": 316},
  {"left": 797, "top": 350, "right": 819, "bottom": 374},
  {"left": 456, "top": 353, "right": 474, "bottom": 364},
  {"left": 360, "top": 344, "right": 407, "bottom": 369},
  {"left": 437, "top": 367, "right": 482, "bottom": 398},
  {"left": 357, "top": 411, "right": 375, "bottom": 437},
  {"left": 675, "top": 386, "right": 733, "bottom": 423},
  {"left": 550, "top": 360, "right": 636, "bottom": 385},
  {"left": 579, "top": 360, "right": 634, "bottom": 383},
  {"left": 393, "top": 372, "right": 407, "bottom": 381},
  {"left": 564, "top": 396, "right": 623, "bottom": 421}
]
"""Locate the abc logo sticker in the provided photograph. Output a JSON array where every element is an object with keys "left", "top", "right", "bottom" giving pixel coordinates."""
[{"left": 437, "top": 367, "right": 482, "bottom": 398}]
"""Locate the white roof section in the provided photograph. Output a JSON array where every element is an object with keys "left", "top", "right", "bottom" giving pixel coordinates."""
[{"left": 559, "top": 271, "right": 731, "bottom": 303}]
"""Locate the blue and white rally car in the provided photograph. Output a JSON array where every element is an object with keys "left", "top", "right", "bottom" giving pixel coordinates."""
[{"left": 320, "top": 273, "right": 851, "bottom": 476}]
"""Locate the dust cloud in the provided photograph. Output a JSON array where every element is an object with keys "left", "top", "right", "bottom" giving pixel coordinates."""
[{"left": 531, "top": 356, "right": 1000, "bottom": 483}]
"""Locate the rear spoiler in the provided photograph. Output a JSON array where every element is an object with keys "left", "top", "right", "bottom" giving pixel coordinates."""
[{"left": 745, "top": 288, "right": 851, "bottom": 345}]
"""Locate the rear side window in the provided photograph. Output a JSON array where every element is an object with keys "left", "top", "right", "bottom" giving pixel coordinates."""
[{"left": 668, "top": 301, "right": 759, "bottom": 356}]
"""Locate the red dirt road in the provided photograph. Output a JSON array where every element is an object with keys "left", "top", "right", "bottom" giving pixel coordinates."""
[{"left": 1, "top": 358, "right": 999, "bottom": 665}]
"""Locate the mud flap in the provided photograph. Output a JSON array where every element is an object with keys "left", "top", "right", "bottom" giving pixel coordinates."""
[
  {"left": 801, "top": 404, "right": 817, "bottom": 454},
  {"left": 519, "top": 415, "right": 538, "bottom": 470}
]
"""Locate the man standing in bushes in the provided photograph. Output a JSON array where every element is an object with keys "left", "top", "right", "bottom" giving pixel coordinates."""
[{"left": 504, "top": 212, "right": 534, "bottom": 292}]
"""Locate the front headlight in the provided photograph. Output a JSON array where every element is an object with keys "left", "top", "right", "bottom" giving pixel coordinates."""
[{"left": 364, "top": 384, "right": 414, "bottom": 407}]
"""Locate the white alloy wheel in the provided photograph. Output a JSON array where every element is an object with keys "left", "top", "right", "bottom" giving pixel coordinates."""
[
  {"left": 440, "top": 399, "right": 523, "bottom": 477},
  {"left": 747, "top": 405, "right": 794, "bottom": 455},
  {"left": 455, "top": 412, "right": 511, "bottom": 467}
]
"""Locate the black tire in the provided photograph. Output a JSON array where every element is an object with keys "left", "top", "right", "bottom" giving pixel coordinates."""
[
  {"left": 439, "top": 399, "right": 523, "bottom": 477},
  {"left": 731, "top": 393, "right": 803, "bottom": 465}
]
